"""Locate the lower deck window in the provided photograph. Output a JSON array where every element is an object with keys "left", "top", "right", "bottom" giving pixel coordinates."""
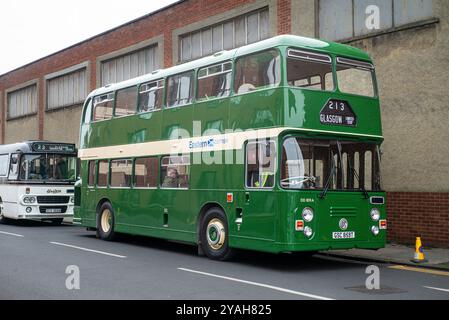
[
  {"left": 161, "top": 155, "right": 190, "bottom": 188},
  {"left": 246, "top": 140, "right": 276, "bottom": 188},
  {"left": 97, "top": 160, "right": 108, "bottom": 187},
  {"left": 110, "top": 159, "right": 132, "bottom": 188},
  {"left": 134, "top": 157, "right": 158, "bottom": 188}
]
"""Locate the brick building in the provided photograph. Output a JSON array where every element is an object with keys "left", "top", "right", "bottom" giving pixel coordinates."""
[{"left": 0, "top": 0, "right": 448, "bottom": 246}]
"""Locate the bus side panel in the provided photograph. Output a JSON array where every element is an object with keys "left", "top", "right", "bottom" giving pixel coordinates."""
[{"left": 0, "top": 184, "right": 19, "bottom": 219}]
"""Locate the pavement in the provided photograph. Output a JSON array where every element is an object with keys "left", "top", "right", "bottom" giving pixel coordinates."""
[
  {"left": 1, "top": 221, "right": 449, "bottom": 300},
  {"left": 324, "top": 243, "right": 449, "bottom": 270}
]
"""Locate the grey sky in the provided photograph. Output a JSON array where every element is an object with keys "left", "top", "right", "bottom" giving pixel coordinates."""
[{"left": 0, "top": 0, "right": 179, "bottom": 75}]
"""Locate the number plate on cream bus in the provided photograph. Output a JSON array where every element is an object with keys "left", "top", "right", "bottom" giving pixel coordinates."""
[{"left": 332, "top": 231, "right": 355, "bottom": 239}]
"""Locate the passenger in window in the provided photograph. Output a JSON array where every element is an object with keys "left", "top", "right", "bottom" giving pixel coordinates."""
[{"left": 162, "top": 167, "right": 181, "bottom": 188}]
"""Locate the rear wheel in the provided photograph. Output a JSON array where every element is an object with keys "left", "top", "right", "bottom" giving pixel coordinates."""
[
  {"left": 97, "top": 202, "right": 116, "bottom": 241},
  {"left": 200, "top": 208, "right": 235, "bottom": 261}
]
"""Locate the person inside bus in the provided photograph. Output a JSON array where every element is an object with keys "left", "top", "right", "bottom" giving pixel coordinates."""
[
  {"left": 247, "top": 144, "right": 274, "bottom": 188},
  {"left": 162, "top": 167, "right": 180, "bottom": 188}
]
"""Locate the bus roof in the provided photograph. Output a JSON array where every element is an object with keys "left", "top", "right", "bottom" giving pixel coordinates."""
[{"left": 88, "top": 34, "right": 372, "bottom": 98}]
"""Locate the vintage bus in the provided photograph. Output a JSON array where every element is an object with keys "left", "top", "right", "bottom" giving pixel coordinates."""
[
  {"left": 75, "top": 35, "right": 386, "bottom": 260},
  {"left": 0, "top": 141, "right": 77, "bottom": 225}
]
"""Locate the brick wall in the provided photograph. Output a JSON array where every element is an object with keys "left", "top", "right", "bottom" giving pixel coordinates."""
[
  {"left": 387, "top": 192, "right": 449, "bottom": 248},
  {"left": 277, "top": 0, "right": 291, "bottom": 34}
]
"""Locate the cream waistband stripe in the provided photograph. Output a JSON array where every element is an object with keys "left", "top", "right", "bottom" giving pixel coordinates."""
[{"left": 78, "top": 127, "right": 383, "bottom": 160}]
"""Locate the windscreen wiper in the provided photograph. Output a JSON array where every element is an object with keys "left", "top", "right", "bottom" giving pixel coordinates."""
[
  {"left": 319, "top": 152, "right": 335, "bottom": 199},
  {"left": 349, "top": 165, "right": 369, "bottom": 199}
]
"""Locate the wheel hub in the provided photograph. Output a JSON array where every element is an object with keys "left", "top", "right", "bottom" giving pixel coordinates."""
[
  {"left": 101, "top": 209, "right": 112, "bottom": 233},
  {"left": 206, "top": 218, "right": 225, "bottom": 250}
]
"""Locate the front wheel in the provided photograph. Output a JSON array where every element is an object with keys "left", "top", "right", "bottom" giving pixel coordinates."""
[
  {"left": 199, "top": 208, "right": 235, "bottom": 261},
  {"left": 97, "top": 202, "right": 116, "bottom": 241}
]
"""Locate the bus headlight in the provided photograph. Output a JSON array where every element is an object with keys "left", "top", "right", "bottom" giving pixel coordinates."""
[
  {"left": 70, "top": 196, "right": 75, "bottom": 204},
  {"left": 370, "top": 208, "right": 380, "bottom": 221},
  {"left": 302, "top": 207, "right": 314, "bottom": 222},
  {"left": 304, "top": 226, "right": 313, "bottom": 238},
  {"left": 29, "top": 197, "right": 36, "bottom": 204},
  {"left": 23, "top": 197, "right": 30, "bottom": 204},
  {"left": 26, "top": 207, "right": 32, "bottom": 213},
  {"left": 371, "top": 226, "right": 380, "bottom": 236}
]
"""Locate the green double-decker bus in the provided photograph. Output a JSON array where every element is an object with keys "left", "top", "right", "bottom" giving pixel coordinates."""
[{"left": 75, "top": 35, "right": 386, "bottom": 260}]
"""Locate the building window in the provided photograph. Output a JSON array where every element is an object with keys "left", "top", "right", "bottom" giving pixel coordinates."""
[
  {"left": 93, "top": 93, "right": 114, "bottom": 121},
  {"left": 160, "top": 155, "right": 190, "bottom": 189},
  {"left": 110, "top": 159, "right": 132, "bottom": 188},
  {"left": 138, "top": 80, "right": 164, "bottom": 113},
  {"left": 134, "top": 157, "right": 158, "bottom": 188},
  {"left": 179, "top": 8, "right": 269, "bottom": 62},
  {"left": 246, "top": 140, "right": 276, "bottom": 189},
  {"left": 197, "top": 62, "right": 232, "bottom": 100},
  {"left": 319, "top": 0, "right": 434, "bottom": 41},
  {"left": 166, "top": 71, "right": 195, "bottom": 108},
  {"left": 7, "top": 84, "right": 38, "bottom": 119},
  {"left": 115, "top": 86, "right": 137, "bottom": 117},
  {"left": 47, "top": 68, "right": 87, "bottom": 111},
  {"left": 234, "top": 49, "right": 281, "bottom": 94},
  {"left": 100, "top": 45, "right": 158, "bottom": 87}
]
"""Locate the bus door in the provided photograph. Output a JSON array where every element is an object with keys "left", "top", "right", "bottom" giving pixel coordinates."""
[{"left": 236, "top": 140, "right": 277, "bottom": 242}]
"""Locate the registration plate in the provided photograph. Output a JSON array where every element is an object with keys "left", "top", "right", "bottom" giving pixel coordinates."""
[
  {"left": 332, "top": 231, "right": 355, "bottom": 239},
  {"left": 45, "top": 208, "right": 62, "bottom": 214}
]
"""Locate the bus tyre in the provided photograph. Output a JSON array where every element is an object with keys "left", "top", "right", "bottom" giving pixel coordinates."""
[
  {"left": 200, "top": 208, "right": 235, "bottom": 261},
  {"left": 97, "top": 202, "right": 116, "bottom": 241}
]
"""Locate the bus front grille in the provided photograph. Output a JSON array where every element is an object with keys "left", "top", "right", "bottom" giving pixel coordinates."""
[{"left": 37, "top": 196, "right": 70, "bottom": 204}]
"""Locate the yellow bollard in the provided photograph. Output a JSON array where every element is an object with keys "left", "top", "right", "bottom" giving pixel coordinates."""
[{"left": 411, "top": 237, "right": 428, "bottom": 263}]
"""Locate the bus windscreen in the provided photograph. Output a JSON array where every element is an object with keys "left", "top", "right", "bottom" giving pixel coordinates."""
[{"left": 19, "top": 154, "right": 77, "bottom": 182}]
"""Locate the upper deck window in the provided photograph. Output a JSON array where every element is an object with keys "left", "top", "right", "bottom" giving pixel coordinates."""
[
  {"left": 234, "top": 49, "right": 281, "bottom": 95},
  {"left": 287, "top": 49, "right": 334, "bottom": 91},
  {"left": 197, "top": 62, "right": 232, "bottom": 100},
  {"left": 336, "top": 57, "right": 375, "bottom": 97},
  {"left": 93, "top": 93, "right": 114, "bottom": 121},
  {"left": 139, "top": 80, "right": 164, "bottom": 112},
  {"left": 115, "top": 86, "right": 137, "bottom": 117},
  {"left": 166, "top": 71, "right": 195, "bottom": 108}
]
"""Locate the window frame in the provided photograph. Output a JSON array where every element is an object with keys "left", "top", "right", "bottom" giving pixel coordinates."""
[
  {"left": 233, "top": 48, "right": 282, "bottom": 96},
  {"left": 196, "top": 61, "right": 233, "bottom": 102},
  {"left": 109, "top": 158, "right": 133, "bottom": 189},
  {"left": 96, "top": 159, "right": 109, "bottom": 188},
  {"left": 245, "top": 140, "right": 277, "bottom": 190},
  {"left": 160, "top": 155, "right": 191, "bottom": 190},
  {"left": 87, "top": 160, "right": 96, "bottom": 188},
  {"left": 92, "top": 92, "right": 115, "bottom": 122},
  {"left": 137, "top": 79, "right": 165, "bottom": 114},
  {"left": 133, "top": 156, "right": 159, "bottom": 189},
  {"left": 286, "top": 48, "right": 336, "bottom": 93},
  {"left": 113, "top": 85, "right": 138, "bottom": 118},
  {"left": 165, "top": 70, "right": 196, "bottom": 109},
  {"left": 335, "top": 56, "right": 378, "bottom": 99}
]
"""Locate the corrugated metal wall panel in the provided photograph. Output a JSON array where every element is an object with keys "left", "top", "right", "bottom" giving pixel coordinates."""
[
  {"left": 7, "top": 85, "right": 38, "bottom": 119},
  {"left": 100, "top": 46, "right": 158, "bottom": 87},
  {"left": 47, "top": 68, "right": 87, "bottom": 110}
]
